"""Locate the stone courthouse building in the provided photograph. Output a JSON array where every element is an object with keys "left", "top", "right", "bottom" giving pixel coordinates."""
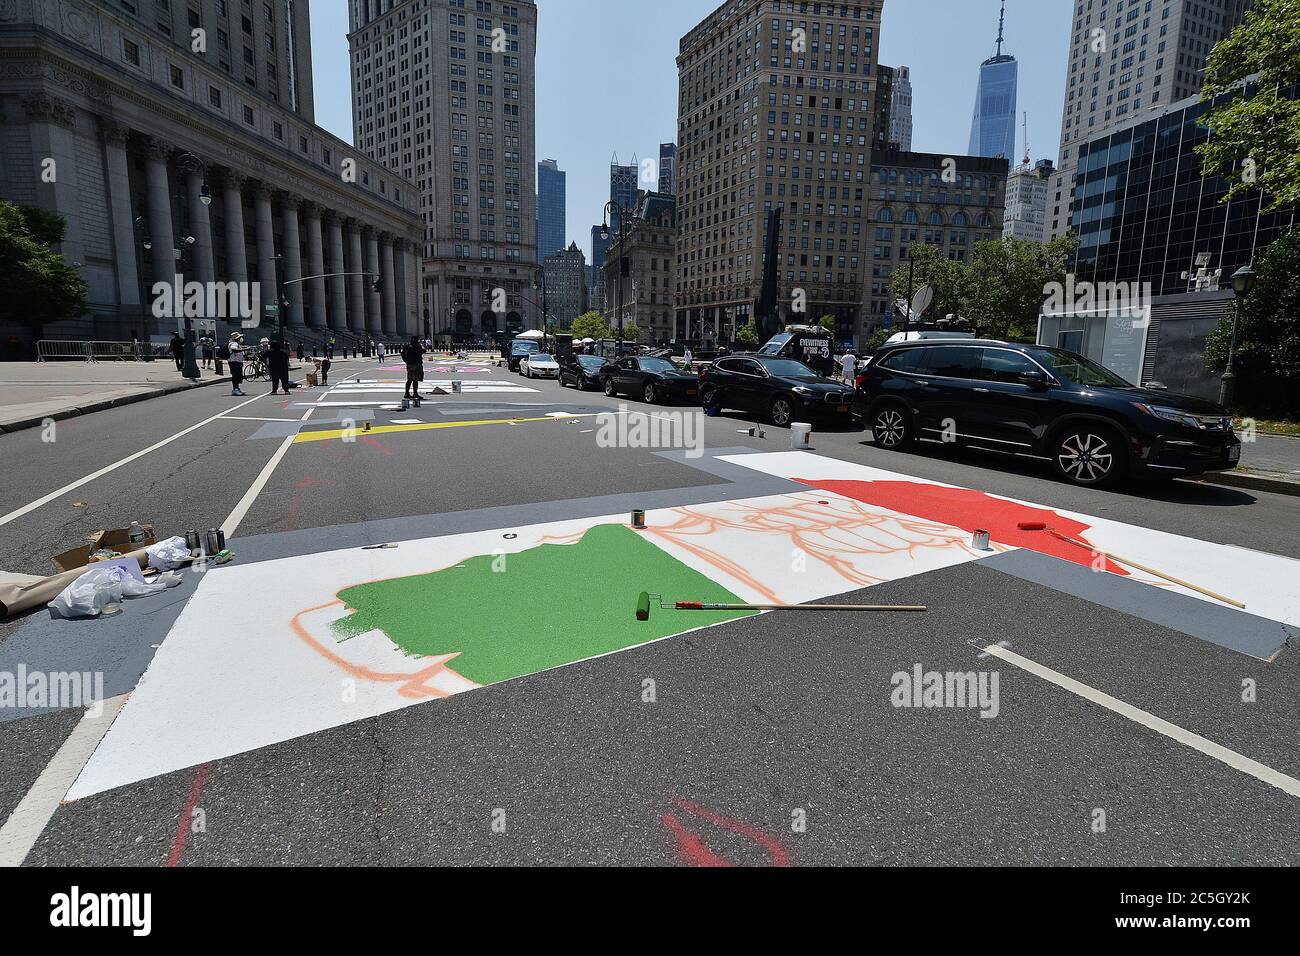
[{"left": 0, "top": 0, "right": 423, "bottom": 349}]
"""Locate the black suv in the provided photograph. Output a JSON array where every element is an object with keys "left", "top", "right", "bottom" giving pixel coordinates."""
[
  {"left": 855, "top": 339, "right": 1241, "bottom": 486},
  {"left": 701, "top": 355, "right": 855, "bottom": 427}
]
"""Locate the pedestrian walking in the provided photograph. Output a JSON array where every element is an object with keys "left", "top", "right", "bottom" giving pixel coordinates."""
[
  {"left": 377, "top": 341, "right": 387, "bottom": 361},
  {"left": 296, "top": 341, "right": 305, "bottom": 363},
  {"left": 840, "top": 351, "right": 857, "bottom": 385},
  {"left": 225, "top": 332, "right": 247, "bottom": 396},
  {"left": 320, "top": 353, "right": 332, "bottom": 386},
  {"left": 268, "top": 340, "right": 291, "bottom": 395},
  {"left": 169, "top": 332, "right": 185, "bottom": 371},
  {"left": 402, "top": 336, "right": 425, "bottom": 401},
  {"left": 328, "top": 335, "right": 336, "bottom": 359},
  {"left": 200, "top": 333, "right": 215, "bottom": 369}
]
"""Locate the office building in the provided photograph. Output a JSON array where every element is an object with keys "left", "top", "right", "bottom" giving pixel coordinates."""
[
  {"left": 348, "top": 0, "right": 539, "bottom": 340},
  {"left": 866, "top": 149, "right": 1009, "bottom": 331},
  {"left": 609, "top": 156, "right": 639, "bottom": 232},
  {"left": 1003, "top": 159, "right": 1055, "bottom": 242},
  {"left": 1047, "top": 0, "right": 1253, "bottom": 239},
  {"left": 600, "top": 193, "right": 677, "bottom": 345},
  {"left": 0, "top": 0, "right": 422, "bottom": 348},
  {"left": 537, "top": 159, "right": 566, "bottom": 260},
  {"left": 542, "top": 242, "right": 587, "bottom": 327},
  {"left": 676, "top": 0, "right": 886, "bottom": 346},
  {"left": 1069, "top": 83, "right": 1296, "bottom": 297},
  {"left": 887, "top": 64, "right": 913, "bottom": 150},
  {"left": 658, "top": 143, "right": 677, "bottom": 196},
  {"left": 967, "top": 2, "right": 1018, "bottom": 160},
  {"left": 874, "top": 65, "right": 896, "bottom": 151}
]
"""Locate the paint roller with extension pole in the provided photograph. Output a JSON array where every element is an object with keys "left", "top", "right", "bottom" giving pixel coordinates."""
[
  {"left": 1016, "top": 522, "right": 1246, "bottom": 610},
  {"left": 636, "top": 592, "right": 926, "bottom": 621}
]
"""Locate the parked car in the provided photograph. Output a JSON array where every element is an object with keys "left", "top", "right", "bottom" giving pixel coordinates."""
[
  {"left": 854, "top": 339, "right": 1242, "bottom": 486},
  {"left": 699, "top": 355, "right": 855, "bottom": 427},
  {"left": 560, "top": 354, "right": 609, "bottom": 391},
  {"left": 520, "top": 353, "right": 559, "bottom": 379},
  {"left": 507, "top": 339, "right": 540, "bottom": 372},
  {"left": 602, "top": 356, "right": 700, "bottom": 404}
]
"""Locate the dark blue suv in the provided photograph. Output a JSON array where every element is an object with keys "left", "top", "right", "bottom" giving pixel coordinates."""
[{"left": 854, "top": 339, "right": 1241, "bottom": 486}]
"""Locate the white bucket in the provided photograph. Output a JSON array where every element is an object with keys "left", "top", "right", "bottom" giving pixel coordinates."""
[{"left": 790, "top": 422, "right": 813, "bottom": 450}]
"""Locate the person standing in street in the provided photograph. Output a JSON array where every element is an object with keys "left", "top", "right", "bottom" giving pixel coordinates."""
[
  {"left": 377, "top": 340, "right": 387, "bottom": 362},
  {"left": 268, "top": 340, "right": 290, "bottom": 395},
  {"left": 840, "top": 351, "right": 857, "bottom": 385},
  {"left": 402, "top": 336, "right": 425, "bottom": 402},
  {"left": 169, "top": 332, "right": 185, "bottom": 371},
  {"left": 226, "top": 332, "right": 247, "bottom": 396},
  {"left": 200, "top": 333, "right": 215, "bottom": 370}
]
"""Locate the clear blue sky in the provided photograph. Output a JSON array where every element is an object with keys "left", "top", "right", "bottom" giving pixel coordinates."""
[{"left": 309, "top": 0, "right": 1073, "bottom": 262}]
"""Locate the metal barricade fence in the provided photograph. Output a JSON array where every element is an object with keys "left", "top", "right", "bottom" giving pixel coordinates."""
[{"left": 36, "top": 340, "right": 94, "bottom": 362}]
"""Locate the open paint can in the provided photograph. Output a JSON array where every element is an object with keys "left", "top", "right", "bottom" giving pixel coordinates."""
[{"left": 972, "top": 529, "right": 991, "bottom": 551}]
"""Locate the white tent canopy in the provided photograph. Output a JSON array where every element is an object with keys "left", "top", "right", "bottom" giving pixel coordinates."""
[{"left": 516, "top": 329, "right": 545, "bottom": 340}]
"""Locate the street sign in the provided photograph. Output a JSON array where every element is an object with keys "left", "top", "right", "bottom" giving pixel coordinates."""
[
  {"left": 264, "top": 303, "right": 280, "bottom": 316},
  {"left": 883, "top": 311, "right": 893, "bottom": 329}
]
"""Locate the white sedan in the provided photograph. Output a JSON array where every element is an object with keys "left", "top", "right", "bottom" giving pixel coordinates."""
[{"left": 520, "top": 353, "right": 559, "bottom": 378}]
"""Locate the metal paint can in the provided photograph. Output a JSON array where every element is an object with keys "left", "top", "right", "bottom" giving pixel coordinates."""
[
  {"left": 216, "top": 529, "right": 226, "bottom": 551},
  {"left": 631, "top": 509, "right": 646, "bottom": 529},
  {"left": 185, "top": 530, "right": 202, "bottom": 554},
  {"left": 452, "top": 380, "right": 463, "bottom": 394},
  {"left": 973, "top": 529, "right": 991, "bottom": 551},
  {"left": 206, "top": 529, "right": 222, "bottom": 555}
]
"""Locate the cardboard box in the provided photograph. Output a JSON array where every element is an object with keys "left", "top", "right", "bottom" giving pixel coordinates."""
[{"left": 52, "top": 525, "right": 156, "bottom": 573}]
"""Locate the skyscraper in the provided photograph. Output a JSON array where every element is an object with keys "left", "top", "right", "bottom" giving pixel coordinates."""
[
  {"left": 658, "top": 143, "right": 677, "bottom": 196},
  {"left": 609, "top": 157, "right": 639, "bottom": 231},
  {"left": 348, "top": 0, "right": 539, "bottom": 340},
  {"left": 676, "top": 0, "right": 886, "bottom": 345},
  {"left": 1045, "top": 0, "right": 1253, "bottom": 239},
  {"left": 537, "top": 159, "right": 566, "bottom": 260},
  {"left": 888, "top": 65, "right": 913, "bottom": 151},
  {"left": 967, "top": 1, "right": 1018, "bottom": 160}
]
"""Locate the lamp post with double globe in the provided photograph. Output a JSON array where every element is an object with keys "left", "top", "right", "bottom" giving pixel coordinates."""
[{"left": 1220, "top": 264, "right": 1256, "bottom": 410}]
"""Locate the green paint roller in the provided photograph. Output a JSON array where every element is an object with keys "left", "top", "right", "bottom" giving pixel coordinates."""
[{"left": 635, "top": 591, "right": 925, "bottom": 620}]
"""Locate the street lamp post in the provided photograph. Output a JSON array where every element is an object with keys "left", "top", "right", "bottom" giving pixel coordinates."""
[
  {"left": 172, "top": 152, "right": 208, "bottom": 381},
  {"left": 132, "top": 216, "right": 155, "bottom": 362},
  {"left": 600, "top": 200, "right": 633, "bottom": 356},
  {"left": 1220, "top": 264, "right": 1256, "bottom": 410},
  {"left": 533, "top": 269, "right": 548, "bottom": 348}
]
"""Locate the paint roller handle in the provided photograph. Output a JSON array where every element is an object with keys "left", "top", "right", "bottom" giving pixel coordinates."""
[{"left": 676, "top": 602, "right": 928, "bottom": 612}]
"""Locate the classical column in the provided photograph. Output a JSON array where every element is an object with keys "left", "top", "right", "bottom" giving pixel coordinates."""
[
  {"left": 25, "top": 94, "right": 87, "bottom": 272},
  {"left": 393, "top": 239, "right": 410, "bottom": 336},
  {"left": 380, "top": 233, "right": 397, "bottom": 335},
  {"left": 303, "top": 202, "right": 327, "bottom": 330},
  {"left": 364, "top": 227, "right": 382, "bottom": 334},
  {"left": 278, "top": 193, "right": 305, "bottom": 329},
  {"left": 219, "top": 170, "right": 248, "bottom": 285},
  {"left": 141, "top": 137, "right": 177, "bottom": 288},
  {"left": 325, "top": 212, "right": 348, "bottom": 332},
  {"left": 184, "top": 161, "right": 215, "bottom": 285},
  {"left": 409, "top": 245, "right": 423, "bottom": 338},
  {"left": 253, "top": 183, "right": 278, "bottom": 324},
  {"left": 99, "top": 119, "right": 141, "bottom": 312},
  {"left": 345, "top": 219, "right": 366, "bottom": 335}
]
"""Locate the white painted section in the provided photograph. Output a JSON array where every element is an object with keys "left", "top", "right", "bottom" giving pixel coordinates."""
[
  {"left": 721, "top": 452, "right": 1300, "bottom": 627},
  {"left": 0, "top": 695, "right": 128, "bottom": 866},
  {"left": 983, "top": 644, "right": 1300, "bottom": 800},
  {"left": 0, "top": 394, "right": 265, "bottom": 529},
  {"left": 67, "top": 487, "right": 990, "bottom": 800}
]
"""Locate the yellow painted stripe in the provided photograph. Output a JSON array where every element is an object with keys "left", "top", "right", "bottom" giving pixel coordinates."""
[{"left": 293, "top": 414, "right": 589, "bottom": 444}]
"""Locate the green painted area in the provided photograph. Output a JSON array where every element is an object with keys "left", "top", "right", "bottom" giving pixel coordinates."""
[{"left": 332, "top": 523, "right": 754, "bottom": 686}]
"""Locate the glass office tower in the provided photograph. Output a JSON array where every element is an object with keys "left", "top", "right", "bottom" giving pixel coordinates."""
[{"left": 968, "top": 53, "right": 1018, "bottom": 160}]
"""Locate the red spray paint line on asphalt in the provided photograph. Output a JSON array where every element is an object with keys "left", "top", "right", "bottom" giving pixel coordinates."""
[
  {"left": 661, "top": 796, "right": 792, "bottom": 867},
  {"left": 286, "top": 477, "right": 336, "bottom": 531},
  {"left": 361, "top": 435, "right": 393, "bottom": 457},
  {"left": 798, "top": 479, "right": 1127, "bottom": 575},
  {"left": 166, "top": 762, "right": 210, "bottom": 867}
]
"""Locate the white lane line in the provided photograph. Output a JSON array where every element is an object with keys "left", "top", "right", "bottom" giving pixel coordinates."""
[
  {"left": 0, "top": 393, "right": 265, "bottom": 530},
  {"left": 218, "top": 415, "right": 301, "bottom": 423},
  {"left": 982, "top": 644, "right": 1300, "bottom": 800},
  {"left": 0, "top": 695, "right": 128, "bottom": 867},
  {"left": 221, "top": 406, "right": 314, "bottom": 538}
]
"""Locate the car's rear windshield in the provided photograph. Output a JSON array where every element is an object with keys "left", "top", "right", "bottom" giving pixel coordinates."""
[
  {"left": 577, "top": 355, "right": 605, "bottom": 368},
  {"left": 640, "top": 358, "right": 677, "bottom": 372},
  {"left": 511, "top": 341, "right": 539, "bottom": 354},
  {"left": 1027, "top": 348, "right": 1132, "bottom": 388}
]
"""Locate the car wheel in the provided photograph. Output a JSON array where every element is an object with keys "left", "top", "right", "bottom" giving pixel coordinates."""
[
  {"left": 644, "top": 382, "right": 658, "bottom": 404},
  {"left": 700, "top": 385, "right": 720, "bottom": 411},
  {"left": 604, "top": 378, "right": 617, "bottom": 398},
  {"left": 870, "top": 403, "right": 913, "bottom": 450},
  {"left": 1053, "top": 426, "right": 1123, "bottom": 487},
  {"left": 770, "top": 396, "right": 794, "bottom": 428}
]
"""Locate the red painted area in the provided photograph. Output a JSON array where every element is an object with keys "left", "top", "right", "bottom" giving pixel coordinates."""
[
  {"left": 166, "top": 762, "right": 210, "bottom": 867},
  {"left": 361, "top": 435, "right": 393, "bottom": 457},
  {"left": 799, "top": 478, "right": 1126, "bottom": 575},
  {"left": 662, "top": 796, "right": 792, "bottom": 867}
]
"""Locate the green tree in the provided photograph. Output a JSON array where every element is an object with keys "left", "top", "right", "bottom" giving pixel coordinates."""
[
  {"left": 734, "top": 319, "right": 759, "bottom": 347},
  {"left": 621, "top": 322, "right": 642, "bottom": 343},
  {"left": 965, "top": 235, "right": 1079, "bottom": 342},
  {"left": 569, "top": 310, "right": 609, "bottom": 340},
  {"left": 0, "top": 200, "right": 87, "bottom": 345},
  {"left": 1203, "top": 227, "right": 1300, "bottom": 413},
  {"left": 1197, "top": 0, "right": 1300, "bottom": 211},
  {"left": 818, "top": 314, "right": 838, "bottom": 333},
  {"left": 888, "top": 245, "right": 971, "bottom": 323}
]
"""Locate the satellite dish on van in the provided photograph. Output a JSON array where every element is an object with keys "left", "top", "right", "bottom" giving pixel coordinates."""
[{"left": 911, "top": 285, "right": 934, "bottom": 319}]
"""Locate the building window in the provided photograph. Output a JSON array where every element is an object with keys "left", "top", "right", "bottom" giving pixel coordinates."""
[
  {"left": 243, "top": 104, "right": 255, "bottom": 125},
  {"left": 123, "top": 38, "right": 140, "bottom": 65},
  {"left": 170, "top": 65, "right": 184, "bottom": 89},
  {"left": 208, "top": 86, "right": 222, "bottom": 108}
]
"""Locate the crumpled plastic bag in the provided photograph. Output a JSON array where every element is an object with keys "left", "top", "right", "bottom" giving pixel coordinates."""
[
  {"left": 147, "top": 535, "right": 193, "bottom": 571},
  {"left": 50, "top": 559, "right": 182, "bottom": 619}
]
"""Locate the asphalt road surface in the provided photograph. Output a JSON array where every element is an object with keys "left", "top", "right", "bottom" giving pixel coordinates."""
[{"left": 1, "top": 355, "right": 1297, "bottom": 866}]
